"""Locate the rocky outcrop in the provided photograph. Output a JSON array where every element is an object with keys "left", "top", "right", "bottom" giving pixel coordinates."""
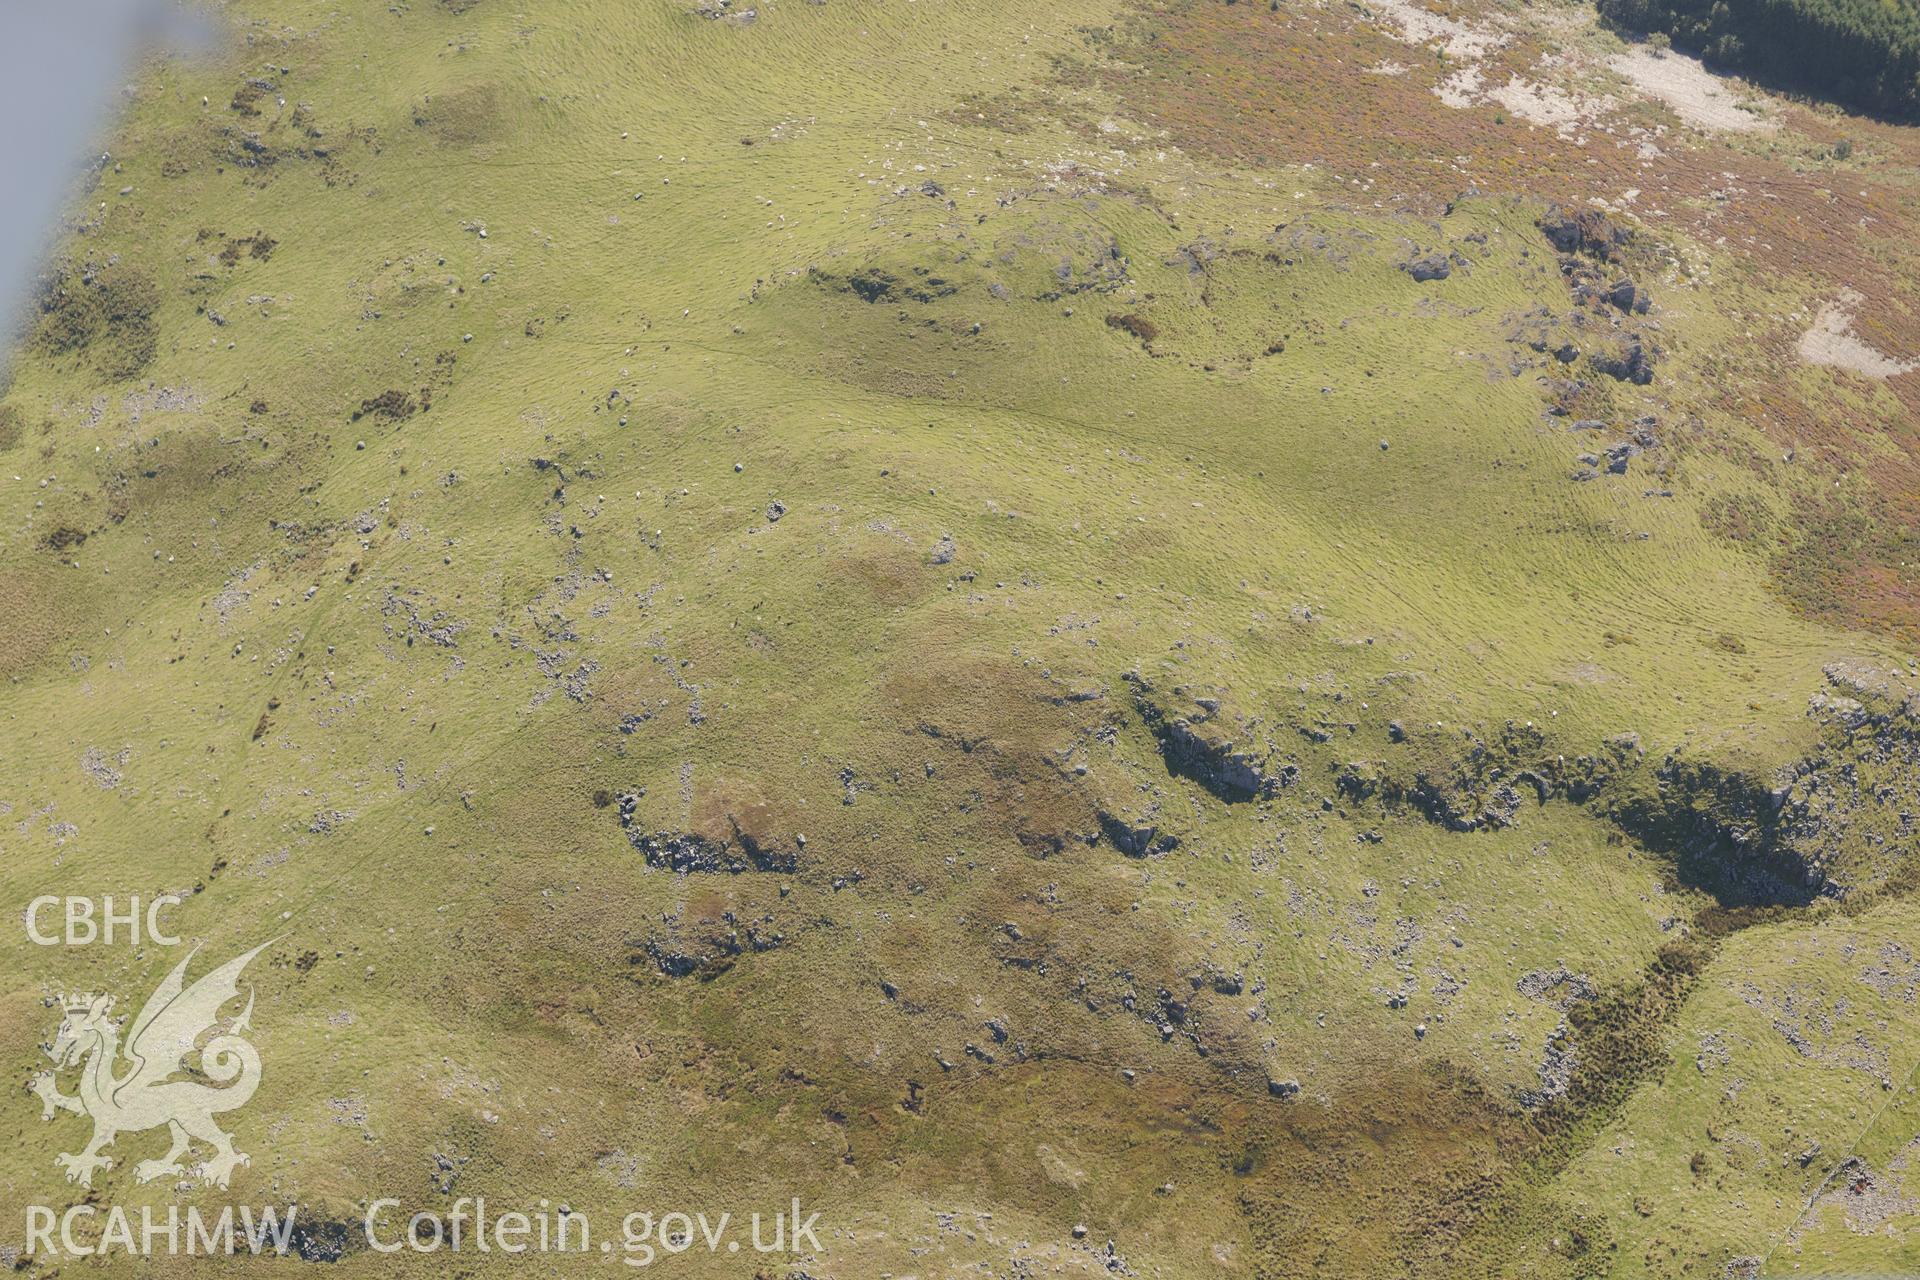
[
  {"left": 1097, "top": 808, "right": 1178, "bottom": 857},
  {"left": 1335, "top": 679, "right": 1920, "bottom": 902},
  {"left": 1590, "top": 334, "right": 1656, "bottom": 384},
  {"left": 637, "top": 914, "right": 784, "bottom": 979},
  {"left": 288, "top": 1209, "right": 365, "bottom": 1263},
  {"left": 617, "top": 793, "right": 799, "bottom": 873},
  {"left": 1768, "top": 663, "right": 1920, "bottom": 895},
  {"left": 1604, "top": 278, "right": 1650, "bottom": 314},
  {"left": 1539, "top": 205, "right": 1628, "bottom": 260},
  {"left": 1125, "top": 675, "right": 1285, "bottom": 802},
  {"left": 809, "top": 264, "right": 958, "bottom": 305},
  {"left": 1336, "top": 721, "right": 1586, "bottom": 833}
]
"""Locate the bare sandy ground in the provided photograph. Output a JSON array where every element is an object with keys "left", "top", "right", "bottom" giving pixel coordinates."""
[
  {"left": 1609, "top": 48, "right": 1774, "bottom": 133},
  {"left": 1366, "top": 0, "right": 1505, "bottom": 59},
  {"left": 1489, "top": 74, "right": 1608, "bottom": 133},
  {"left": 1799, "top": 290, "right": 1917, "bottom": 377}
]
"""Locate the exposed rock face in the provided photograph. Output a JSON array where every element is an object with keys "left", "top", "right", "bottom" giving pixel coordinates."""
[
  {"left": 289, "top": 1211, "right": 363, "bottom": 1263},
  {"left": 1403, "top": 252, "right": 1452, "bottom": 282},
  {"left": 1168, "top": 238, "right": 1219, "bottom": 275},
  {"left": 1332, "top": 677, "right": 1920, "bottom": 901},
  {"left": 1769, "top": 663, "right": 1920, "bottom": 895},
  {"left": 1338, "top": 727, "right": 1556, "bottom": 832},
  {"left": 638, "top": 914, "right": 784, "bottom": 979},
  {"left": 1097, "top": 808, "right": 1178, "bottom": 857},
  {"left": 617, "top": 793, "right": 799, "bottom": 872},
  {"left": 1605, "top": 278, "right": 1650, "bottom": 314},
  {"left": 1540, "top": 204, "right": 1628, "bottom": 260},
  {"left": 643, "top": 937, "right": 718, "bottom": 978},
  {"left": 1529, "top": 206, "right": 1659, "bottom": 387},
  {"left": 1125, "top": 674, "right": 1284, "bottom": 801},
  {"left": 629, "top": 829, "right": 734, "bottom": 872},
  {"left": 1591, "top": 335, "right": 1655, "bottom": 384}
]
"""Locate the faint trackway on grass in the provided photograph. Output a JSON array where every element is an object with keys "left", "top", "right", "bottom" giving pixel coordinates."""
[
  {"left": 1758, "top": 1046, "right": 1920, "bottom": 1267},
  {"left": 583, "top": 327, "right": 1855, "bottom": 664}
]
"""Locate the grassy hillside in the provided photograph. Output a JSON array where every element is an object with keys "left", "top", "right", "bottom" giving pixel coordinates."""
[{"left": 1, "top": 0, "right": 1917, "bottom": 1276}]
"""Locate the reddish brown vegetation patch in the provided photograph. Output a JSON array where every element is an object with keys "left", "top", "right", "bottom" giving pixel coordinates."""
[
  {"left": 1106, "top": 311, "right": 1159, "bottom": 344},
  {"left": 217, "top": 232, "right": 278, "bottom": 266},
  {"left": 352, "top": 389, "right": 420, "bottom": 422}
]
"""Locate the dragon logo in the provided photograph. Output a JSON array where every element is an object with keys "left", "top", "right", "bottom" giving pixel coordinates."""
[{"left": 31, "top": 942, "right": 270, "bottom": 1189}]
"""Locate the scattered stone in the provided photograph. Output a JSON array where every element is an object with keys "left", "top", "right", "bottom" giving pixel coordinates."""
[
  {"left": 1516, "top": 966, "right": 1597, "bottom": 1007},
  {"left": 81, "top": 746, "right": 128, "bottom": 789}
]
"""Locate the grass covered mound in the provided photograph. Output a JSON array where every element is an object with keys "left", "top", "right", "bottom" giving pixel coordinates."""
[{"left": 1602, "top": 0, "right": 1920, "bottom": 117}]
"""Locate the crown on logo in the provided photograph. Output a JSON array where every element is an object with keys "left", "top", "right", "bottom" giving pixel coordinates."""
[{"left": 59, "top": 992, "right": 102, "bottom": 1013}]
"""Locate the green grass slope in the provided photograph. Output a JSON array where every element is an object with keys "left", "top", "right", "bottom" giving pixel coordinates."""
[{"left": 0, "top": 1, "right": 1915, "bottom": 1276}]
